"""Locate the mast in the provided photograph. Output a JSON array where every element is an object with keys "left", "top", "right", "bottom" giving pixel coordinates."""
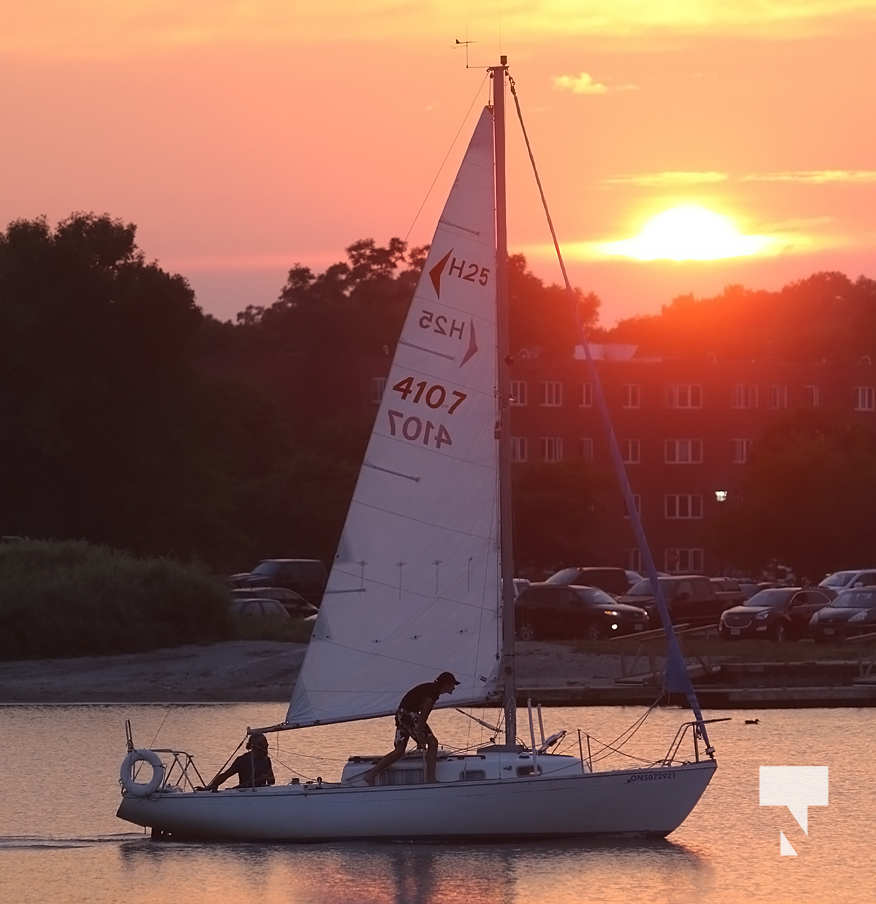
[{"left": 492, "top": 56, "right": 517, "bottom": 748}]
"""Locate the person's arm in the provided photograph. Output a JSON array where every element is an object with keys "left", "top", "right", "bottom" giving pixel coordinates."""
[
  {"left": 206, "top": 766, "right": 235, "bottom": 791},
  {"left": 266, "top": 759, "right": 276, "bottom": 786},
  {"left": 206, "top": 756, "right": 240, "bottom": 791}
]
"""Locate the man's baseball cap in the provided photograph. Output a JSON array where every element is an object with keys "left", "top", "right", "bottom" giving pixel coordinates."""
[{"left": 436, "top": 671, "right": 460, "bottom": 686}]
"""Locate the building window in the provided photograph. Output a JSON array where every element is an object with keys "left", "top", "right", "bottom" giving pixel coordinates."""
[
  {"left": 370, "top": 376, "right": 386, "bottom": 404},
  {"left": 579, "top": 382, "right": 593, "bottom": 408},
  {"left": 731, "top": 438, "right": 753, "bottom": 464},
  {"left": 768, "top": 384, "right": 789, "bottom": 409},
  {"left": 622, "top": 438, "right": 640, "bottom": 464},
  {"left": 854, "top": 386, "right": 875, "bottom": 411},
  {"left": 733, "top": 384, "right": 759, "bottom": 409},
  {"left": 541, "top": 436, "right": 564, "bottom": 463},
  {"left": 803, "top": 384, "right": 821, "bottom": 408},
  {"left": 665, "top": 548, "right": 704, "bottom": 573},
  {"left": 510, "top": 380, "right": 527, "bottom": 406},
  {"left": 665, "top": 494, "right": 703, "bottom": 519},
  {"left": 623, "top": 494, "right": 642, "bottom": 519},
  {"left": 578, "top": 437, "right": 594, "bottom": 462},
  {"left": 667, "top": 384, "right": 702, "bottom": 409},
  {"left": 626, "top": 548, "right": 642, "bottom": 572},
  {"left": 664, "top": 439, "right": 703, "bottom": 464},
  {"left": 622, "top": 384, "right": 641, "bottom": 409},
  {"left": 540, "top": 381, "right": 563, "bottom": 407},
  {"left": 511, "top": 436, "right": 528, "bottom": 463}
]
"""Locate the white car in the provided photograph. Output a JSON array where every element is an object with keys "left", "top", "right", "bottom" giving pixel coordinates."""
[{"left": 818, "top": 569, "right": 876, "bottom": 594}]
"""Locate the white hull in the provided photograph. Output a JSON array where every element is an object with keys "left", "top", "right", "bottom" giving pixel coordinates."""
[{"left": 118, "top": 759, "right": 716, "bottom": 841}]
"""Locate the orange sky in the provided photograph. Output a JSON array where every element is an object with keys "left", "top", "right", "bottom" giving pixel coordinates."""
[{"left": 3, "top": 2, "right": 876, "bottom": 324}]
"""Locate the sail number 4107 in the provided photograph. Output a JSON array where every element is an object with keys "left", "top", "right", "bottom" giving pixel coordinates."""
[
  {"left": 388, "top": 410, "right": 452, "bottom": 449},
  {"left": 392, "top": 377, "right": 466, "bottom": 413}
]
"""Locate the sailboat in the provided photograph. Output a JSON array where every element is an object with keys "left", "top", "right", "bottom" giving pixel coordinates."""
[{"left": 117, "top": 58, "right": 718, "bottom": 841}]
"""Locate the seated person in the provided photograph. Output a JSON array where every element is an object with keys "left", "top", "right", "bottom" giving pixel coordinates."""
[{"left": 205, "top": 732, "right": 275, "bottom": 790}]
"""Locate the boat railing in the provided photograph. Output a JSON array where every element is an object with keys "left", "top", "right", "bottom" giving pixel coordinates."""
[
  {"left": 661, "top": 717, "right": 730, "bottom": 765},
  {"left": 148, "top": 748, "right": 207, "bottom": 791}
]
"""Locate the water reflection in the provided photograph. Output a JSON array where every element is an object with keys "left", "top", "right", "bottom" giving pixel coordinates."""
[{"left": 117, "top": 835, "right": 705, "bottom": 904}]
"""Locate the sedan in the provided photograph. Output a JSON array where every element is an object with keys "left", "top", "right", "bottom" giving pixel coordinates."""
[
  {"left": 516, "top": 583, "right": 649, "bottom": 641},
  {"left": 230, "top": 586, "right": 319, "bottom": 620},
  {"left": 809, "top": 587, "right": 876, "bottom": 641},
  {"left": 719, "top": 587, "right": 831, "bottom": 642},
  {"left": 230, "top": 598, "right": 292, "bottom": 620}
]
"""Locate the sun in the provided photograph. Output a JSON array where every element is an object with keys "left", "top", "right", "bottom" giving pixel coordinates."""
[{"left": 600, "top": 204, "right": 773, "bottom": 261}]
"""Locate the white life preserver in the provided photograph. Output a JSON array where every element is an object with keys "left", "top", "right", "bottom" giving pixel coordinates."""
[{"left": 120, "top": 748, "right": 165, "bottom": 797}]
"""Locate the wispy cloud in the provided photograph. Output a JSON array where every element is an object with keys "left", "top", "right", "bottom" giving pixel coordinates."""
[
  {"left": 741, "top": 170, "right": 876, "bottom": 184},
  {"left": 604, "top": 171, "right": 729, "bottom": 186}
]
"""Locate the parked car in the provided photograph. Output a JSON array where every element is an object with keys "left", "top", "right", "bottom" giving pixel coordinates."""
[
  {"left": 710, "top": 577, "right": 747, "bottom": 608},
  {"left": 809, "top": 587, "right": 876, "bottom": 641},
  {"left": 545, "top": 566, "right": 632, "bottom": 597},
  {"left": 618, "top": 575, "right": 727, "bottom": 628},
  {"left": 516, "top": 583, "right": 649, "bottom": 641},
  {"left": 230, "top": 587, "right": 319, "bottom": 620},
  {"left": 818, "top": 568, "right": 876, "bottom": 594},
  {"left": 737, "top": 580, "right": 761, "bottom": 600},
  {"left": 230, "top": 598, "right": 292, "bottom": 620},
  {"left": 719, "top": 587, "right": 832, "bottom": 641},
  {"left": 228, "top": 558, "right": 327, "bottom": 606}
]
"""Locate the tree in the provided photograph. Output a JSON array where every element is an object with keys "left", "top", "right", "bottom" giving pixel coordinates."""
[
  {"left": 512, "top": 461, "right": 614, "bottom": 574},
  {"left": 508, "top": 254, "right": 600, "bottom": 357},
  {"left": 712, "top": 412, "right": 876, "bottom": 578},
  {"left": 607, "top": 271, "right": 876, "bottom": 363},
  {"left": 0, "top": 213, "right": 242, "bottom": 562}
]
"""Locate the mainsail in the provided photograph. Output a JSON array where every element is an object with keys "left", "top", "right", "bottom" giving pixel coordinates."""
[{"left": 288, "top": 107, "right": 501, "bottom": 727}]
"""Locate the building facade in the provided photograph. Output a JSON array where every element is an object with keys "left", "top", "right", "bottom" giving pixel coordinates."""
[{"left": 369, "top": 347, "right": 876, "bottom": 575}]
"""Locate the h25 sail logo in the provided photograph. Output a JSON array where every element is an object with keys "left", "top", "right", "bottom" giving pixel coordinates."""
[{"left": 759, "top": 766, "right": 829, "bottom": 856}]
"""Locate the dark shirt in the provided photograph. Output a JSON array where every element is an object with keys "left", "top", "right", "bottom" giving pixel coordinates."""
[
  {"left": 224, "top": 750, "right": 275, "bottom": 788},
  {"left": 399, "top": 680, "right": 440, "bottom": 714}
]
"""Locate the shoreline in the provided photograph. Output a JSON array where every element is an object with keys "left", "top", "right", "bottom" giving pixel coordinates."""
[{"left": 1, "top": 640, "right": 874, "bottom": 707}]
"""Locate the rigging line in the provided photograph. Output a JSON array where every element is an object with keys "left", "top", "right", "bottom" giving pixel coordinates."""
[
  {"left": 403, "top": 71, "right": 489, "bottom": 245},
  {"left": 148, "top": 707, "right": 173, "bottom": 747},
  {"left": 583, "top": 693, "right": 665, "bottom": 764},
  {"left": 509, "top": 75, "right": 713, "bottom": 751},
  {"left": 590, "top": 697, "right": 662, "bottom": 759},
  {"left": 271, "top": 756, "right": 317, "bottom": 782}
]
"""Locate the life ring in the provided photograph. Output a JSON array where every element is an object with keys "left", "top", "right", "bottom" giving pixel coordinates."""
[{"left": 120, "top": 749, "right": 165, "bottom": 797}]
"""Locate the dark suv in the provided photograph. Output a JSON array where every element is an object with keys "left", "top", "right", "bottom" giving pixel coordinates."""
[
  {"left": 545, "top": 566, "right": 632, "bottom": 597},
  {"left": 719, "top": 587, "right": 831, "bottom": 641},
  {"left": 228, "top": 558, "right": 327, "bottom": 607},
  {"left": 618, "top": 575, "right": 728, "bottom": 628},
  {"left": 516, "top": 583, "right": 649, "bottom": 641}
]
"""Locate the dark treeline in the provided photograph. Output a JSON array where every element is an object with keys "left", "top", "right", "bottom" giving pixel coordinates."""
[
  {"left": 3, "top": 212, "right": 875, "bottom": 579},
  {"left": 607, "top": 272, "right": 876, "bottom": 362},
  {"left": 0, "top": 215, "right": 597, "bottom": 573}
]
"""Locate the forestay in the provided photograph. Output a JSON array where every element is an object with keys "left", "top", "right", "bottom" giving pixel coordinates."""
[{"left": 288, "top": 107, "right": 501, "bottom": 727}]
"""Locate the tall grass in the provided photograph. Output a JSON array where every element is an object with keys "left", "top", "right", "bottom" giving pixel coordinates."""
[{"left": 0, "top": 540, "right": 233, "bottom": 659}]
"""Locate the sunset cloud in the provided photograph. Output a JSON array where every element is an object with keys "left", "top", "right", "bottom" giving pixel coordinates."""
[
  {"left": 603, "top": 171, "right": 729, "bottom": 186},
  {"left": 553, "top": 73, "right": 608, "bottom": 94},
  {"left": 741, "top": 170, "right": 876, "bottom": 184},
  {"left": 9, "top": 1, "right": 874, "bottom": 59}
]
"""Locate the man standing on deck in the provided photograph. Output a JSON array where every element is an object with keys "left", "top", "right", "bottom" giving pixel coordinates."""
[{"left": 356, "top": 671, "right": 460, "bottom": 785}]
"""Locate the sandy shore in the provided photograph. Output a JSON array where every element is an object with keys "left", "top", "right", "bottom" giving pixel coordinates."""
[{"left": 0, "top": 641, "right": 624, "bottom": 703}]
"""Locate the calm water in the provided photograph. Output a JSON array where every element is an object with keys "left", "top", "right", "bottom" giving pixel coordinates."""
[{"left": 1, "top": 703, "right": 873, "bottom": 904}]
